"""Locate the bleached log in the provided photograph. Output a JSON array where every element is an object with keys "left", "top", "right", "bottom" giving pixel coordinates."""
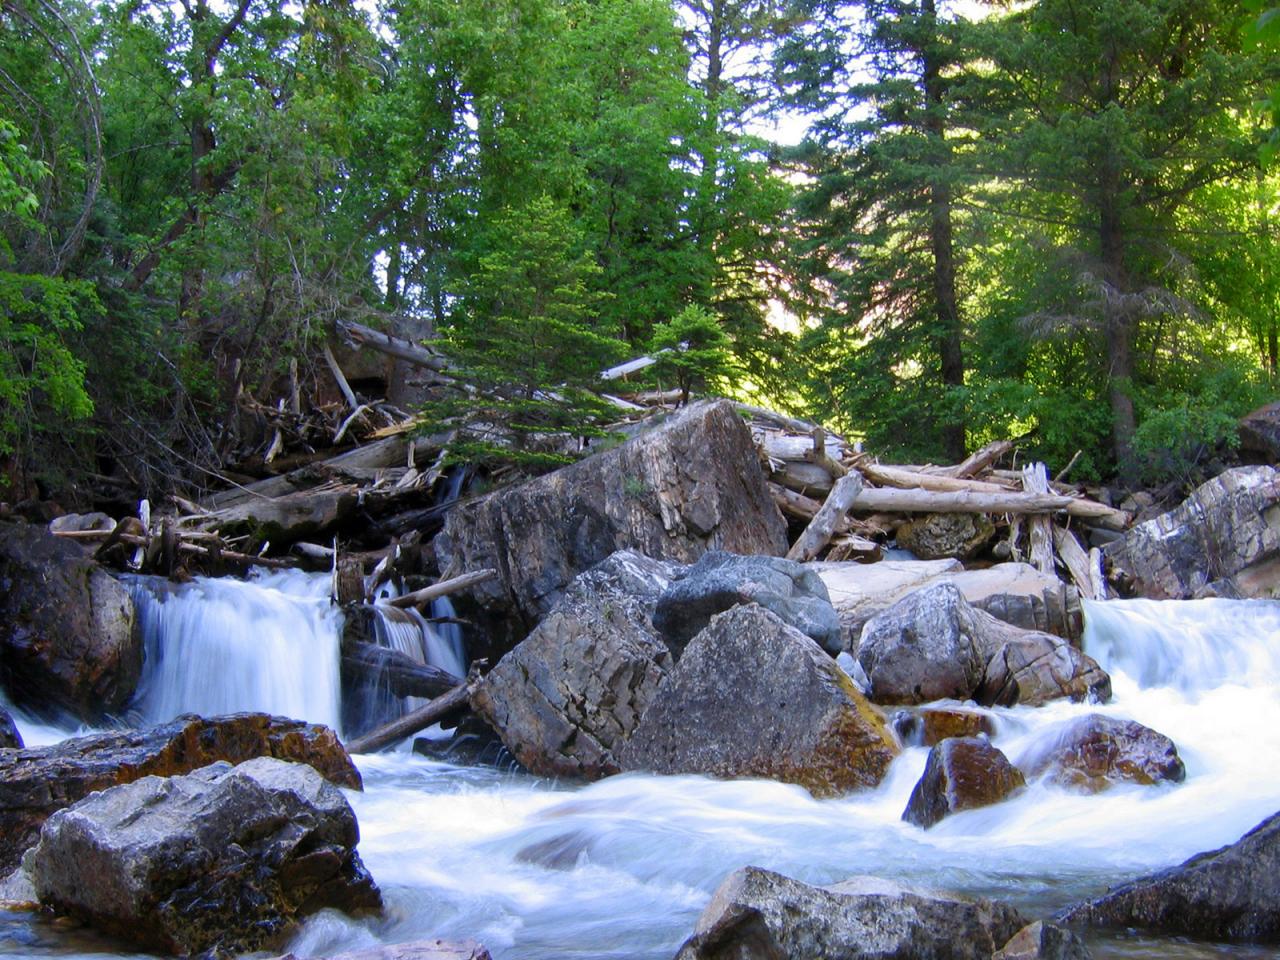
[
  {"left": 323, "top": 343, "right": 360, "bottom": 412},
  {"left": 600, "top": 353, "right": 662, "bottom": 380},
  {"left": 336, "top": 319, "right": 448, "bottom": 372},
  {"left": 851, "top": 486, "right": 1076, "bottom": 515},
  {"left": 344, "top": 681, "right": 472, "bottom": 754},
  {"left": 1088, "top": 547, "right": 1109, "bottom": 601},
  {"left": 770, "top": 485, "right": 878, "bottom": 552},
  {"left": 52, "top": 528, "right": 295, "bottom": 569},
  {"left": 1022, "top": 463, "right": 1055, "bottom": 577},
  {"left": 735, "top": 403, "right": 834, "bottom": 437},
  {"left": 787, "top": 472, "right": 865, "bottom": 563},
  {"left": 933, "top": 440, "right": 1014, "bottom": 479},
  {"left": 387, "top": 568, "right": 498, "bottom": 610},
  {"left": 1053, "top": 525, "right": 1101, "bottom": 601}
]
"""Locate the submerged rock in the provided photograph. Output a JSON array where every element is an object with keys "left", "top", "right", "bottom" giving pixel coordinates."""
[
  {"left": 1060, "top": 809, "right": 1280, "bottom": 943},
  {"left": 857, "top": 583, "right": 1109, "bottom": 708},
  {"left": 903, "top": 737, "right": 1026, "bottom": 829},
  {"left": 0, "top": 707, "right": 21, "bottom": 750},
  {"left": 470, "top": 551, "right": 678, "bottom": 779},
  {"left": 618, "top": 604, "right": 899, "bottom": 797},
  {"left": 433, "top": 400, "right": 788, "bottom": 660},
  {"left": 653, "top": 550, "right": 841, "bottom": 655},
  {"left": 0, "top": 521, "right": 141, "bottom": 722},
  {"left": 24, "top": 757, "right": 380, "bottom": 955},
  {"left": 994, "top": 921, "right": 1092, "bottom": 960},
  {"left": 1018, "top": 714, "right": 1185, "bottom": 792},
  {"left": 892, "top": 705, "right": 997, "bottom": 748},
  {"left": 674, "top": 867, "right": 1027, "bottom": 960},
  {"left": 1106, "top": 466, "right": 1280, "bottom": 600},
  {"left": 0, "top": 712, "right": 360, "bottom": 871}
]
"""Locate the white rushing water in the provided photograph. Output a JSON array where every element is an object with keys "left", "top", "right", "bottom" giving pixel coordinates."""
[{"left": 6, "top": 592, "right": 1280, "bottom": 960}]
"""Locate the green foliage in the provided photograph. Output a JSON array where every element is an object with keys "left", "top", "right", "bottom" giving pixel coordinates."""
[
  {"left": 649, "top": 305, "right": 737, "bottom": 403},
  {"left": 1246, "top": 1, "right": 1280, "bottom": 163}
]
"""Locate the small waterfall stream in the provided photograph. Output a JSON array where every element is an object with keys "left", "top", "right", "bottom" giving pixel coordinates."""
[{"left": 6, "top": 590, "right": 1280, "bottom": 960}]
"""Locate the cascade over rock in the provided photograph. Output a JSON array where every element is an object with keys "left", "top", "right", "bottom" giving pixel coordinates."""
[
  {"left": 857, "top": 583, "right": 1109, "bottom": 707},
  {"left": 902, "top": 737, "right": 1026, "bottom": 829},
  {"left": 617, "top": 604, "right": 899, "bottom": 796},
  {"left": 1018, "top": 714, "right": 1185, "bottom": 792},
  {"left": 470, "top": 551, "right": 678, "bottom": 779},
  {"left": 0, "top": 522, "right": 141, "bottom": 721},
  {"left": 653, "top": 550, "right": 842, "bottom": 655},
  {"left": 433, "top": 401, "right": 788, "bottom": 659},
  {"left": 0, "top": 712, "right": 360, "bottom": 871},
  {"left": 674, "top": 867, "right": 1028, "bottom": 960},
  {"left": 0, "top": 707, "right": 21, "bottom": 750},
  {"left": 892, "top": 705, "right": 997, "bottom": 747},
  {"left": 1106, "top": 466, "right": 1280, "bottom": 599},
  {"left": 1060, "top": 809, "right": 1280, "bottom": 943},
  {"left": 23, "top": 757, "right": 381, "bottom": 956},
  {"left": 273, "top": 941, "right": 492, "bottom": 960}
]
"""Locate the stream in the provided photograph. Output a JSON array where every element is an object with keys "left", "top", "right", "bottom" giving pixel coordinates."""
[{"left": 3, "top": 572, "right": 1279, "bottom": 960}]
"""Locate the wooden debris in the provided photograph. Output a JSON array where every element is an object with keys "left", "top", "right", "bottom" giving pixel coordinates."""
[
  {"left": 387, "top": 569, "right": 498, "bottom": 610},
  {"left": 1022, "top": 463, "right": 1056, "bottom": 576},
  {"left": 53, "top": 527, "right": 296, "bottom": 569},
  {"left": 344, "top": 677, "right": 475, "bottom": 754},
  {"left": 932, "top": 440, "right": 1014, "bottom": 479},
  {"left": 342, "top": 643, "right": 461, "bottom": 700},
  {"left": 786, "top": 472, "right": 865, "bottom": 563}
]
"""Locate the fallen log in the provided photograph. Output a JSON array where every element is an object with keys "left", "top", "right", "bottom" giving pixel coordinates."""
[
  {"left": 932, "top": 440, "right": 1014, "bottom": 479},
  {"left": 787, "top": 472, "right": 865, "bottom": 563},
  {"left": 344, "top": 680, "right": 472, "bottom": 754},
  {"left": 336, "top": 319, "right": 448, "bottom": 372},
  {"left": 851, "top": 486, "right": 1078, "bottom": 515},
  {"left": 1053, "top": 525, "right": 1107, "bottom": 601},
  {"left": 52, "top": 528, "right": 296, "bottom": 569},
  {"left": 342, "top": 643, "right": 461, "bottom": 700},
  {"left": 388, "top": 569, "right": 498, "bottom": 610},
  {"left": 1022, "top": 463, "right": 1055, "bottom": 576}
]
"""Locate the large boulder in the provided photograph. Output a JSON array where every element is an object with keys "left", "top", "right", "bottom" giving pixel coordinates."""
[
  {"left": 857, "top": 583, "right": 1110, "bottom": 708},
  {"left": 0, "top": 712, "right": 360, "bottom": 872},
  {"left": 0, "top": 522, "right": 141, "bottom": 721},
  {"left": 23, "top": 757, "right": 380, "bottom": 955},
  {"left": 902, "top": 737, "right": 1026, "bottom": 829},
  {"left": 815, "top": 560, "right": 1082, "bottom": 650},
  {"left": 1106, "top": 466, "right": 1280, "bottom": 599},
  {"left": 0, "top": 706, "right": 21, "bottom": 750},
  {"left": 433, "top": 401, "right": 789, "bottom": 659},
  {"left": 1060, "top": 809, "right": 1280, "bottom": 942},
  {"left": 470, "top": 551, "right": 678, "bottom": 779},
  {"left": 994, "top": 921, "right": 1092, "bottom": 960},
  {"left": 1239, "top": 401, "right": 1280, "bottom": 461},
  {"left": 674, "top": 867, "right": 1028, "bottom": 960},
  {"left": 896, "top": 513, "right": 996, "bottom": 561},
  {"left": 1018, "top": 714, "right": 1185, "bottom": 793},
  {"left": 653, "top": 550, "right": 841, "bottom": 655},
  {"left": 617, "top": 604, "right": 899, "bottom": 797}
]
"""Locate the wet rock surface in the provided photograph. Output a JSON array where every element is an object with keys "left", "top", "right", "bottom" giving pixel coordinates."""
[
  {"left": 857, "top": 583, "right": 1109, "bottom": 707},
  {"left": 24, "top": 757, "right": 380, "bottom": 955},
  {"left": 903, "top": 737, "right": 1026, "bottom": 829},
  {"left": 273, "top": 940, "right": 492, "bottom": 960},
  {"left": 1106, "top": 466, "right": 1280, "bottom": 600},
  {"left": 0, "top": 712, "right": 360, "bottom": 871},
  {"left": 994, "top": 920, "right": 1093, "bottom": 960},
  {"left": 0, "top": 522, "right": 140, "bottom": 722},
  {"left": 674, "top": 867, "right": 1028, "bottom": 960},
  {"left": 618, "top": 604, "right": 899, "bottom": 797},
  {"left": 0, "top": 707, "right": 21, "bottom": 750},
  {"left": 433, "top": 401, "right": 788, "bottom": 660},
  {"left": 1018, "top": 714, "right": 1185, "bottom": 792},
  {"left": 1060, "top": 808, "right": 1280, "bottom": 943},
  {"left": 892, "top": 705, "right": 997, "bottom": 747},
  {"left": 470, "top": 551, "right": 678, "bottom": 779},
  {"left": 653, "top": 550, "right": 841, "bottom": 655}
]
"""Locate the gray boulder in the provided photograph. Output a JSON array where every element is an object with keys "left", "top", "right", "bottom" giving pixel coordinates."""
[
  {"left": 433, "top": 401, "right": 789, "bottom": 660},
  {"left": 0, "top": 521, "right": 140, "bottom": 721},
  {"left": 653, "top": 550, "right": 841, "bottom": 655},
  {"left": 0, "top": 707, "right": 20, "bottom": 750},
  {"left": 896, "top": 513, "right": 996, "bottom": 561},
  {"left": 674, "top": 867, "right": 1028, "bottom": 960},
  {"left": 24, "top": 757, "right": 381, "bottom": 955},
  {"left": 903, "top": 737, "right": 1026, "bottom": 829},
  {"left": 1018, "top": 714, "right": 1185, "bottom": 793},
  {"left": 0, "top": 712, "right": 361, "bottom": 872},
  {"left": 1060, "top": 808, "right": 1280, "bottom": 942},
  {"left": 618, "top": 604, "right": 899, "bottom": 797},
  {"left": 1239, "top": 401, "right": 1280, "bottom": 460},
  {"left": 857, "top": 583, "right": 1110, "bottom": 708},
  {"left": 1106, "top": 466, "right": 1280, "bottom": 599},
  {"left": 470, "top": 551, "right": 678, "bottom": 779},
  {"left": 994, "top": 921, "right": 1092, "bottom": 960}
]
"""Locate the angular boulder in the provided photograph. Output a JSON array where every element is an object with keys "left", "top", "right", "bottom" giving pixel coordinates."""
[
  {"left": 1018, "top": 714, "right": 1185, "bottom": 793},
  {"left": 994, "top": 921, "right": 1092, "bottom": 960},
  {"left": 674, "top": 867, "right": 1027, "bottom": 960},
  {"left": 903, "top": 737, "right": 1026, "bottom": 829},
  {"left": 433, "top": 401, "right": 788, "bottom": 658},
  {"left": 0, "top": 706, "right": 21, "bottom": 750},
  {"left": 0, "top": 521, "right": 141, "bottom": 721},
  {"left": 1106, "top": 466, "right": 1280, "bottom": 599},
  {"left": 275, "top": 942, "right": 492, "bottom": 960},
  {"left": 1239, "top": 401, "right": 1280, "bottom": 461},
  {"left": 892, "top": 705, "right": 997, "bottom": 748},
  {"left": 24, "top": 757, "right": 381, "bottom": 955},
  {"left": 896, "top": 512, "right": 996, "bottom": 561},
  {"left": 617, "top": 605, "right": 899, "bottom": 797},
  {"left": 653, "top": 550, "right": 841, "bottom": 655},
  {"left": 470, "top": 551, "right": 678, "bottom": 779},
  {"left": 0, "top": 712, "right": 360, "bottom": 872},
  {"left": 857, "top": 583, "right": 1110, "bottom": 708},
  {"left": 1060, "top": 809, "right": 1280, "bottom": 942}
]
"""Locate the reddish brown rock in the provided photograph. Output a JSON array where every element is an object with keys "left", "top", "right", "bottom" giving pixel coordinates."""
[
  {"left": 903, "top": 737, "right": 1026, "bottom": 829},
  {"left": 1019, "top": 714, "right": 1185, "bottom": 792},
  {"left": 893, "top": 706, "right": 997, "bottom": 747}
]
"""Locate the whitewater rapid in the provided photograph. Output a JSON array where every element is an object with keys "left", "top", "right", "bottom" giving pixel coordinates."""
[{"left": 5, "top": 583, "right": 1280, "bottom": 959}]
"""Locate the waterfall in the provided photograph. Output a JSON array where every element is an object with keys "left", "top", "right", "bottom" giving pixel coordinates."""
[{"left": 130, "top": 569, "right": 345, "bottom": 731}]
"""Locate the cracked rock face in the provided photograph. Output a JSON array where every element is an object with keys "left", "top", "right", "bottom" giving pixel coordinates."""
[
  {"left": 433, "top": 400, "right": 788, "bottom": 661},
  {"left": 470, "top": 551, "right": 679, "bottom": 780}
]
